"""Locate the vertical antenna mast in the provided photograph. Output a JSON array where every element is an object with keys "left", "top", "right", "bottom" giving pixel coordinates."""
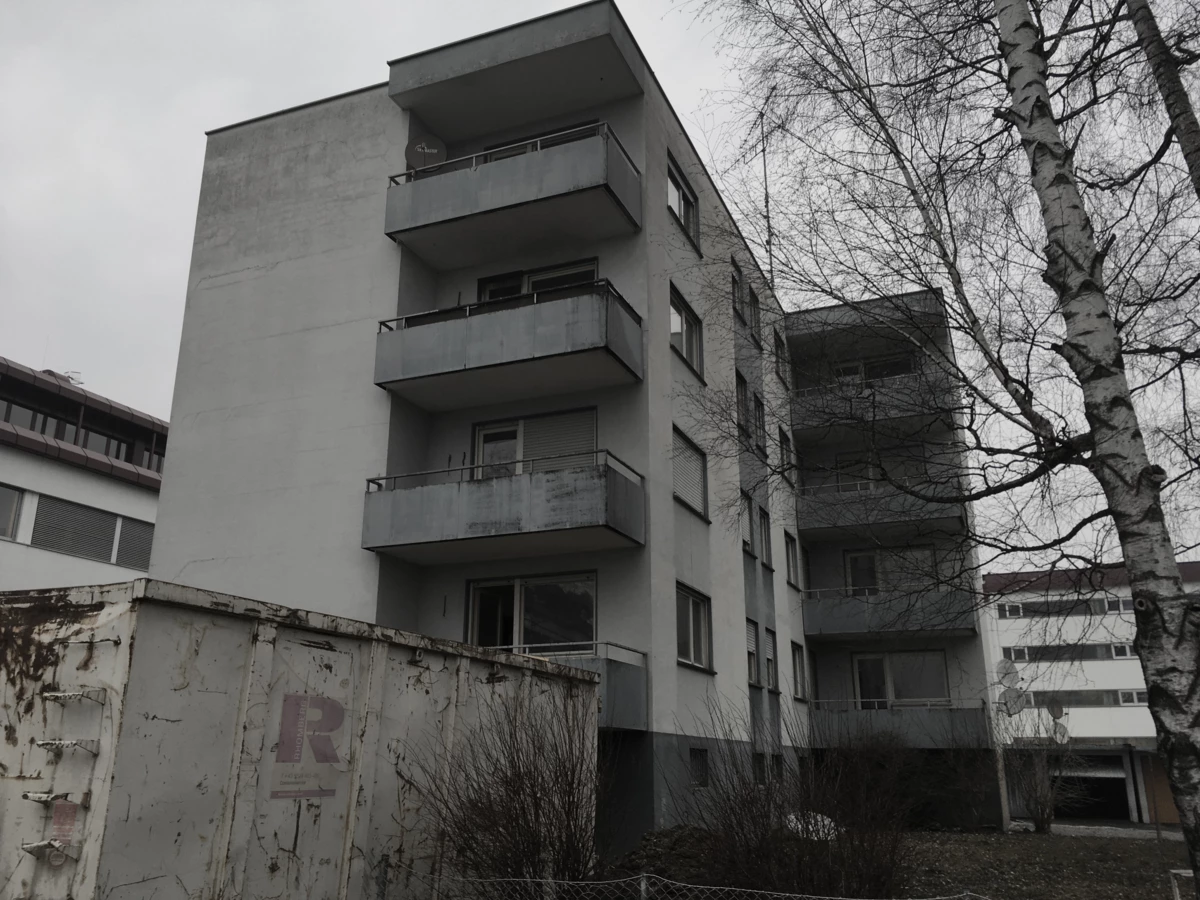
[{"left": 759, "top": 88, "right": 776, "bottom": 291}]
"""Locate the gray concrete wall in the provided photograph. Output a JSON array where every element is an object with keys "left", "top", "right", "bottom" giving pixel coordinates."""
[{"left": 149, "top": 86, "right": 408, "bottom": 621}]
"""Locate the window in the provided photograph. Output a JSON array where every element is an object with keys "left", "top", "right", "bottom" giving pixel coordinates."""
[
  {"left": 689, "top": 748, "right": 710, "bottom": 787},
  {"left": 471, "top": 574, "right": 596, "bottom": 652},
  {"left": 478, "top": 260, "right": 598, "bottom": 302},
  {"left": 758, "top": 506, "right": 772, "bottom": 566},
  {"left": 764, "top": 628, "right": 778, "bottom": 690},
  {"left": 30, "top": 495, "right": 118, "bottom": 563},
  {"left": 771, "top": 754, "right": 784, "bottom": 782},
  {"left": 778, "top": 428, "right": 795, "bottom": 483},
  {"left": 791, "top": 643, "right": 807, "bottom": 699},
  {"left": 845, "top": 551, "right": 880, "bottom": 596},
  {"left": 670, "top": 286, "right": 703, "bottom": 374},
  {"left": 677, "top": 585, "right": 712, "bottom": 669},
  {"left": 740, "top": 492, "right": 754, "bottom": 554},
  {"left": 1119, "top": 690, "right": 1150, "bottom": 706},
  {"left": 746, "top": 619, "right": 760, "bottom": 685},
  {"left": 731, "top": 261, "right": 744, "bottom": 322},
  {"left": 667, "top": 157, "right": 699, "bottom": 243},
  {"left": 672, "top": 428, "right": 707, "bottom": 516},
  {"left": 115, "top": 518, "right": 155, "bottom": 570},
  {"left": 1107, "top": 597, "right": 1136, "bottom": 613},
  {"left": 1112, "top": 643, "right": 1135, "bottom": 659},
  {"left": 784, "top": 532, "right": 800, "bottom": 586},
  {"left": 736, "top": 372, "right": 750, "bottom": 435},
  {"left": 753, "top": 395, "right": 767, "bottom": 454},
  {"left": 747, "top": 288, "right": 762, "bottom": 344},
  {"left": 1032, "top": 690, "right": 1123, "bottom": 708},
  {"left": 0, "top": 484, "right": 21, "bottom": 540},
  {"left": 1005, "top": 643, "right": 1134, "bottom": 663},
  {"left": 854, "top": 651, "right": 949, "bottom": 709},
  {"left": 1002, "top": 647, "right": 1030, "bottom": 662},
  {"left": 774, "top": 332, "right": 790, "bottom": 387},
  {"left": 997, "top": 603, "right": 1024, "bottom": 619},
  {"left": 752, "top": 752, "right": 767, "bottom": 786},
  {"left": 473, "top": 410, "right": 596, "bottom": 478}
]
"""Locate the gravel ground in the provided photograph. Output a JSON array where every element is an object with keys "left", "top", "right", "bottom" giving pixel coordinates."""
[{"left": 905, "top": 831, "right": 1191, "bottom": 900}]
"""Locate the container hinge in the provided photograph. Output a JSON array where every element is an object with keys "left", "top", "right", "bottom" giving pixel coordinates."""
[
  {"left": 42, "top": 688, "right": 107, "bottom": 706},
  {"left": 21, "top": 792, "right": 71, "bottom": 806},
  {"left": 21, "top": 839, "right": 80, "bottom": 862},
  {"left": 35, "top": 739, "right": 100, "bottom": 756}
]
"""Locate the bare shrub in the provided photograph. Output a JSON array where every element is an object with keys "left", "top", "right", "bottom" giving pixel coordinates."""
[
  {"left": 667, "top": 701, "right": 912, "bottom": 898},
  {"left": 414, "top": 680, "right": 602, "bottom": 886},
  {"left": 1005, "top": 746, "right": 1094, "bottom": 833}
]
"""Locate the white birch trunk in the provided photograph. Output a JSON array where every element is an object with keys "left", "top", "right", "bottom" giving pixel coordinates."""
[
  {"left": 995, "top": 0, "right": 1200, "bottom": 882},
  {"left": 1127, "top": 0, "right": 1200, "bottom": 203}
]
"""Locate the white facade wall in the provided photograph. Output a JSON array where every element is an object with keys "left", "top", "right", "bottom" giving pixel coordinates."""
[{"left": 0, "top": 445, "right": 158, "bottom": 590}]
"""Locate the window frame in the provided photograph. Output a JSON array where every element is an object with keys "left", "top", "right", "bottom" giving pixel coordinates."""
[
  {"left": 735, "top": 372, "right": 750, "bottom": 436},
  {"left": 784, "top": 532, "right": 800, "bottom": 587},
  {"left": 753, "top": 394, "right": 767, "bottom": 456},
  {"left": 689, "top": 747, "right": 711, "bottom": 788},
  {"left": 731, "top": 260, "right": 745, "bottom": 323},
  {"left": 774, "top": 331, "right": 791, "bottom": 388},
  {"left": 764, "top": 627, "right": 779, "bottom": 691},
  {"left": 672, "top": 427, "right": 709, "bottom": 518},
  {"left": 468, "top": 572, "right": 598, "bottom": 652},
  {"left": 740, "top": 492, "right": 755, "bottom": 555},
  {"left": 669, "top": 284, "right": 704, "bottom": 377},
  {"left": 667, "top": 154, "right": 700, "bottom": 249},
  {"left": 778, "top": 428, "right": 795, "bottom": 484},
  {"left": 852, "top": 650, "right": 950, "bottom": 708},
  {"left": 746, "top": 618, "right": 761, "bottom": 686},
  {"left": 0, "top": 482, "right": 22, "bottom": 541},
  {"left": 677, "top": 584, "right": 714, "bottom": 671},
  {"left": 747, "top": 287, "right": 763, "bottom": 346},
  {"left": 791, "top": 642, "right": 807, "bottom": 700},
  {"left": 758, "top": 506, "right": 772, "bottom": 568}
]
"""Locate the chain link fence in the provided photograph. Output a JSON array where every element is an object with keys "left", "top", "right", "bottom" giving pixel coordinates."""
[{"left": 405, "top": 870, "right": 992, "bottom": 900}]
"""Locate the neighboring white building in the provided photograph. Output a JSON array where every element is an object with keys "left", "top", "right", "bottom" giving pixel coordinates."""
[
  {"left": 0, "top": 355, "right": 166, "bottom": 590},
  {"left": 982, "top": 564, "right": 1195, "bottom": 824}
]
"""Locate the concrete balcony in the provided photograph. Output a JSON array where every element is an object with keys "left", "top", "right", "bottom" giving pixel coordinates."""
[
  {"left": 811, "top": 700, "right": 991, "bottom": 749},
  {"left": 802, "top": 586, "right": 976, "bottom": 638},
  {"left": 362, "top": 451, "right": 645, "bottom": 565},
  {"left": 791, "top": 371, "right": 955, "bottom": 438},
  {"left": 384, "top": 123, "right": 642, "bottom": 270},
  {"left": 375, "top": 280, "right": 643, "bottom": 411},
  {"left": 495, "top": 642, "right": 648, "bottom": 731},
  {"left": 795, "top": 479, "right": 966, "bottom": 539}
]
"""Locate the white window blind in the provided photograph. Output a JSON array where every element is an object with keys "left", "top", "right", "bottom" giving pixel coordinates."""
[
  {"left": 31, "top": 495, "right": 117, "bottom": 563},
  {"left": 746, "top": 620, "right": 758, "bottom": 651},
  {"left": 116, "top": 518, "right": 155, "bottom": 570},
  {"left": 740, "top": 494, "right": 753, "bottom": 550},
  {"left": 672, "top": 430, "right": 706, "bottom": 513},
  {"left": 522, "top": 410, "right": 596, "bottom": 472}
]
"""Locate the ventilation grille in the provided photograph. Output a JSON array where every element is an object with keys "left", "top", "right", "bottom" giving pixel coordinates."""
[
  {"left": 31, "top": 496, "right": 117, "bottom": 563},
  {"left": 115, "top": 518, "right": 154, "bottom": 571}
]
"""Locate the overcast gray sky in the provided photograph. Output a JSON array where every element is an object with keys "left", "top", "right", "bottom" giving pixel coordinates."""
[{"left": 0, "top": 0, "right": 724, "bottom": 419}]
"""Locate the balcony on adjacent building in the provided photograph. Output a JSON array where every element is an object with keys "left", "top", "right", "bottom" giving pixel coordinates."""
[
  {"left": 810, "top": 700, "right": 991, "bottom": 749},
  {"left": 791, "top": 369, "right": 956, "bottom": 439},
  {"left": 795, "top": 477, "right": 966, "bottom": 539},
  {"left": 384, "top": 123, "right": 642, "bottom": 270},
  {"left": 803, "top": 586, "right": 976, "bottom": 638},
  {"left": 362, "top": 450, "right": 645, "bottom": 564},
  {"left": 375, "top": 280, "right": 643, "bottom": 411},
  {"left": 494, "top": 641, "right": 648, "bottom": 731}
]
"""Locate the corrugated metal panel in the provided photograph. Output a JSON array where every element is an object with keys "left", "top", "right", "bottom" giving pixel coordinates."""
[
  {"left": 672, "top": 430, "right": 705, "bottom": 513},
  {"left": 115, "top": 518, "right": 154, "bottom": 570},
  {"left": 30, "top": 494, "right": 117, "bottom": 562},
  {"left": 524, "top": 410, "right": 596, "bottom": 472}
]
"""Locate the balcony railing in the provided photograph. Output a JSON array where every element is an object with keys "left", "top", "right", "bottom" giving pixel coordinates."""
[
  {"left": 387, "top": 122, "right": 639, "bottom": 186},
  {"left": 378, "top": 279, "right": 641, "bottom": 333},
  {"left": 366, "top": 449, "right": 644, "bottom": 493},
  {"left": 487, "top": 641, "right": 647, "bottom": 667},
  {"left": 793, "top": 371, "right": 923, "bottom": 399},
  {"left": 812, "top": 698, "right": 980, "bottom": 712},
  {"left": 799, "top": 475, "right": 921, "bottom": 496},
  {"left": 810, "top": 699, "right": 991, "bottom": 748}
]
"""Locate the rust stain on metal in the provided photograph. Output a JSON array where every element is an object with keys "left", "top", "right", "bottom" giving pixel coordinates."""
[{"left": 0, "top": 593, "right": 105, "bottom": 722}]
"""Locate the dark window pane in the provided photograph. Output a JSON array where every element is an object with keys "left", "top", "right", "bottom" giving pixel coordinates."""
[
  {"left": 83, "top": 430, "right": 108, "bottom": 454},
  {"left": 61, "top": 422, "right": 77, "bottom": 444},
  {"left": 474, "top": 584, "right": 515, "bottom": 647},
  {"left": 677, "top": 592, "right": 691, "bottom": 660},
  {"left": 7, "top": 404, "right": 34, "bottom": 430},
  {"left": 521, "top": 577, "right": 595, "bottom": 650},
  {"left": 0, "top": 485, "right": 21, "bottom": 539}
]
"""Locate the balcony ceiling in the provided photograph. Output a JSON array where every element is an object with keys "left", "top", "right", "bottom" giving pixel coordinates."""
[
  {"left": 375, "top": 525, "right": 638, "bottom": 565},
  {"left": 390, "top": 25, "right": 642, "bottom": 142}
]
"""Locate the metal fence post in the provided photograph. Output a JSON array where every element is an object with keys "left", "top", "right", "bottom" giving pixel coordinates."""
[{"left": 639, "top": 873, "right": 649, "bottom": 900}]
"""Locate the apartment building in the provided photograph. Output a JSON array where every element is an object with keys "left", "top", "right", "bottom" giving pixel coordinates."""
[
  {"left": 983, "top": 564, "right": 1194, "bottom": 824},
  {"left": 784, "top": 295, "right": 1000, "bottom": 820},
  {"left": 149, "top": 1, "right": 803, "bottom": 838},
  {"left": 0, "top": 355, "right": 166, "bottom": 590}
]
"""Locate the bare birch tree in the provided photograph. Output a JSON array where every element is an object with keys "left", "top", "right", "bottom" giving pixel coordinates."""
[{"left": 680, "top": 0, "right": 1200, "bottom": 879}]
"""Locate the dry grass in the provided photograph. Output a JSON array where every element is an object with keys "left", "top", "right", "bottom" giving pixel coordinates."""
[{"left": 905, "top": 831, "right": 1190, "bottom": 900}]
